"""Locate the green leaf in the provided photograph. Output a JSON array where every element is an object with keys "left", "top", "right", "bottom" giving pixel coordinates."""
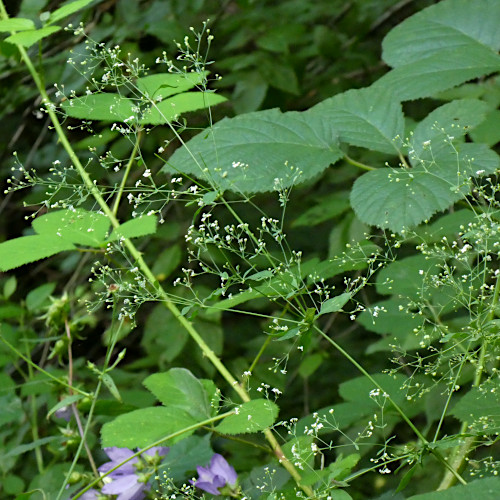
[
  {"left": 158, "top": 435, "right": 213, "bottom": 482},
  {"left": 216, "top": 400, "right": 279, "bottom": 435},
  {"left": 309, "top": 86, "right": 404, "bottom": 154},
  {"left": 101, "top": 406, "right": 197, "bottom": 448},
  {"left": 135, "top": 71, "right": 209, "bottom": 99},
  {"left": 373, "top": 47, "right": 500, "bottom": 102},
  {"left": 407, "top": 477, "right": 500, "bottom": 500},
  {"left": 5, "top": 26, "right": 61, "bottom": 47},
  {"left": 382, "top": 0, "right": 500, "bottom": 67},
  {"left": 143, "top": 368, "right": 212, "bottom": 420},
  {"left": 61, "top": 93, "right": 135, "bottom": 121},
  {"left": 139, "top": 92, "right": 227, "bottom": 125},
  {"left": 375, "top": 254, "right": 439, "bottom": 298},
  {"left": 102, "top": 373, "right": 122, "bottom": 402},
  {"left": 291, "top": 193, "right": 350, "bottom": 228},
  {"left": 47, "top": 0, "right": 95, "bottom": 25},
  {"left": 318, "top": 292, "right": 351, "bottom": 317},
  {"left": 411, "top": 99, "right": 491, "bottom": 158},
  {"left": 451, "top": 380, "right": 500, "bottom": 434},
  {"left": 164, "top": 108, "right": 343, "bottom": 193},
  {"left": 32, "top": 208, "right": 110, "bottom": 247},
  {"left": 0, "top": 18, "right": 35, "bottom": 32},
  {"left": 351, "top": 144, "right": 499, "bottom": 232},
  {"left": 26, "top": 283, "right": 57, "bottom": 311},
  {"left": 470, "top": 109, "right": 500, "bottom": 146},
  {"left": 107, "top": 215, "right": 157, "bottom": 241},
  {"left": 377, "top": 0, "right": 500, "bottom": 101},
  {"left": 3, "top": 276, "right": 17, "bottom": 299},
  {"left": 0, "top": 235, "right": 75, "bottom": 272},
  {"left": 46, "top": 395, "right": 84, "bottom": 419}
]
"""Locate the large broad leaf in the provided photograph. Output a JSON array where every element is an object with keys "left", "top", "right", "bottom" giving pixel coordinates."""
[
  {"left": 0, "top": 18, "right": 35, "bottom": 32},
  {"left": 216, "top": 400, "right": 279, "bottom": 435},
  {"left": 410, "top": 99, "right": 491, "bottom": 159},
  {"left": 351, "top": 143, "right": 499, "bottom": 233},
  {"left": 139, "top": 92, "right": 227, "bottom": 125},
  {"left": 107, "top": 215, "right": 157, "bottom": 241},
  {"left": 407, "top": 477, "right": 500, "bottom": 500},
  {"left": 32, "top": 208, "right": 110, "bottom": 247},
  {"left": 451, "top": 380, "right": 500, "bottom": 434},
  {"left": 382, "top": 0, "right": 500, "bottom": 67},
  {"left": 373, "top": 47, "right": 500, "bottom": 102},
  {"left": 163, "top": 108, "right": 343, "bottom": 193},
  {"left": 376, "top": 0, "right": 500, "bottom": 101},
  {"left": 135, "top": 71, "right": 208, "bottom": 99},
  {"left": 309, "top": 87, "right": 404, "bottom": 155},
  {"left": 101, "top": 407, "right": 198, "bottom": 448},
  {"left": 143, "top": 369, "right": 212, "bottom": 421},
  {"left": 0, "top": 235, "right": 75, "bottom": 272},
  {"left": 61, "top": 93, "right": 135, "bottom": 121}
]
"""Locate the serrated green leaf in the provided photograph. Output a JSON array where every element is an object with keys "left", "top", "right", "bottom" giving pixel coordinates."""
[
  {"left": 382, "top": 0, "right": 500, "bottom": 67},
  {"left": 135, "top": 71, "right": 208, "bottom": 99},
  {"left": 451, "top": 380, "right": 500, "bottom": 434},
  {"left": 318, "top": 292, "right": 351, "bottom": 317},
  {"left": 101, "top": 406, "right": 197, "bottom": 448},
  {"left": 377, "top": 0, "right": 500, "bottom": 101},
  {"left": 47, "top": 0, "right": 95, "bottom": 25},
  {"left": 309, "top": 86, "right": 404, "bottom": 154},
  {"left": 107, "top": 215, "right": 157, "bottom": 241},
  {"left": 140, "top": 92, "right": 226, "bottom": 125},
  {"left": 407, "top": 477, "right": 500, "bottom": 500},
  {"left": 0, "top": 18, "right": 35, "bottom": 32},
  {"left": 373, "top": 46, "right": 500, "bottom": 102},
  {"left": 61, "top": 93, "right": 135, "bottom": 121},
  {"left": 32, "top": 208, "right": 110, "bottom": 247},
  {"left": 216, "top": 400, "right": 279, "bottom": 435},
  {"left": 411, "top": 99, "right": 491, "bottom": 158},
  {"left": 143, "top": 368, "right": 212, "bottom": 420},
  {"left": 164, "top": 108, "right": 343, "bottom": 193},
  {"left": 351, "top": 143, "right": 499, "bottom": 232},
  {"left": 5, "top": 26, "right": 61, "bottom": 47},
  {"left": 0, "top": 235, "right": 75, "bottom": 272}
]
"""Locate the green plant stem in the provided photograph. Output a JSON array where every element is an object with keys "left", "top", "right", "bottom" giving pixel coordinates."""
[
  {"left": 24, "top": 342, "right": 44, "bottom": 474},
  {"left": 72, "top": 411, "right": 236, "bottom": 500},
  {"left": 0, "top": 334, "right": 91, "bottom": 396},
  {"left": 437, "top": 274, "right": 500, "bottom": 490},
  {"left": 3, "top": 13, "right": 314, "bottom": 496},
  {"left": 314, "top": 325, "right": 467, "bottom": 486},
  {"left": 112, "top": 130, "right": 142, "bottom": 216},
  {"left": 344, "top": 155, "right": 376, "bottom": 171}
]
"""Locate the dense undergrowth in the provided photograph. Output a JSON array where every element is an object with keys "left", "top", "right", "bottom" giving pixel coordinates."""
[{"left": 0, "top": 1, "right": 499, "bottom": 499}]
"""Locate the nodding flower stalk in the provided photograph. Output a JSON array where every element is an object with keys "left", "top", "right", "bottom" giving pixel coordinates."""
[{"left": 0, "top": 5, "right": 314, "bottom": 497}]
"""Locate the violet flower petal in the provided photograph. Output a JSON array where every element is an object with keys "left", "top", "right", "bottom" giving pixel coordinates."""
[
  {"left": 210, "top": 454, "right": 238, "bottom": 486},
  {"left": 116, "top": 481, "right": 146, "bottom": 500},
  {"left": 102, "top": 474, "right": 139, "bottom": 494},
  {"left": 195, "top": 480, "right": 224, "bottom": 496}
]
